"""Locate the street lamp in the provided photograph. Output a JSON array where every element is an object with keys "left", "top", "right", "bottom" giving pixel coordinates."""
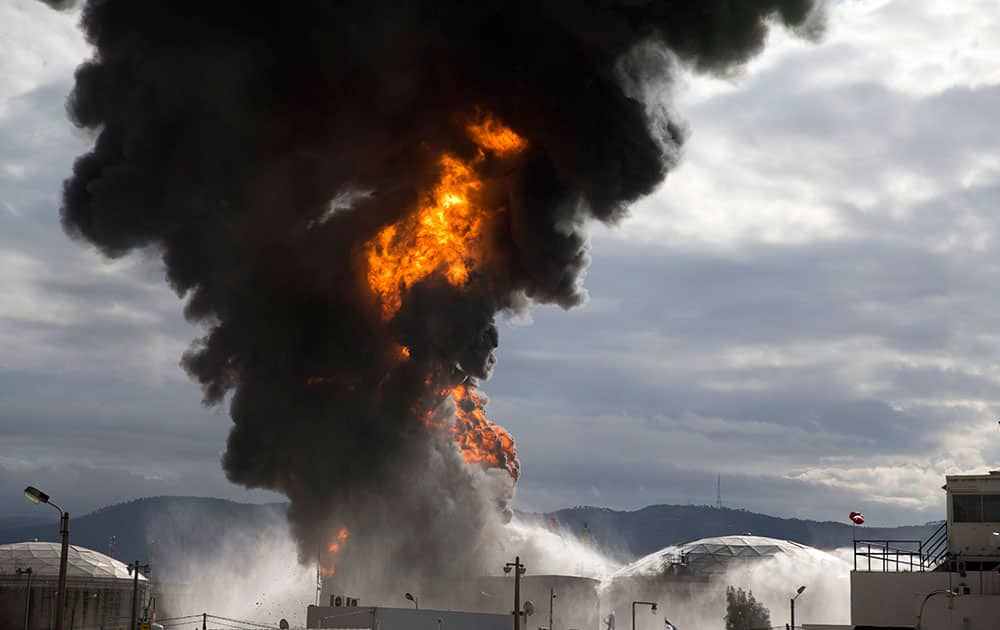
[
  {"left": 631, "top": 601, "right": 657, "bottom": 630},
  {"left": 915, "top": 589, "right": 956, "bottom": 630},
  {"left": 548, "top": 588, "right": 556, "bottom": 630},
  {"left": 23, "top": 486, "right": 69, "bottom": 630},
  {"left": 790, "top": 585, "right": 806, "bottom": 630},
  {"left": 405, "top": 592, "right": 419, "bottom": 610}
]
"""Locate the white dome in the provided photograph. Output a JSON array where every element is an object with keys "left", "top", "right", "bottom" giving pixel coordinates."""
[
  {"left": 613, "top": 535, "right": 834, "bottom": 578},
  {"left": 0, "top": 541, "right": 148, "bottom": 582}
]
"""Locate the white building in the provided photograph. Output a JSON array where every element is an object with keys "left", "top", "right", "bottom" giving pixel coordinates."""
[
  {"left": 849, "top": 472, "right": 1000, "bottom": 629},
  {"left": 0, "top": 541, "right": 150, "bottom": 630}
]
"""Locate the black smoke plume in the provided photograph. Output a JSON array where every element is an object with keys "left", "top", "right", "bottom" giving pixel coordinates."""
[{"left": 61, "top": 0, "right": 820, "bottom": 581}]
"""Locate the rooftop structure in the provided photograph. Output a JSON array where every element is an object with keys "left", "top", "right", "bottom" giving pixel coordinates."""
[
  {"left": 850, "top": 472, "right": 1000, "bottom": 629},
  {"left": 0, "top": 541, "right": 148, "bottom": 582},
  {"left": 614, "top": 534, "right": 835, "bottom": 578}
]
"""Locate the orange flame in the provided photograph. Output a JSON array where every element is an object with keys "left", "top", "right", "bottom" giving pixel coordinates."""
[
  {"left": 320, "top": 526, "right": 351, "bottom": 578},
  {"left": 364, "top": 114, "right": 526, "bottom": 319},
  {"left": 450, "top": 383, "right": 520, "bottom": 481},
  {"left": 466, "top": 115, "right": 528, "bottom": 156}
]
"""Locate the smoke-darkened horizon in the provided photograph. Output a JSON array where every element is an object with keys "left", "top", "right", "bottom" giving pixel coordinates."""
[{"left": 58, "top": 0, "right": 821, "bottom": 582}]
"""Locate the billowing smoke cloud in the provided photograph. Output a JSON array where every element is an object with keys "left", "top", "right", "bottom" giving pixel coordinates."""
[{"left": 60, "top": 0, "right": 821, "bottom": 583}]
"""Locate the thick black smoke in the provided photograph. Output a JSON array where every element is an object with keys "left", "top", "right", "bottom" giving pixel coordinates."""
[{"left": 61, "top": 0, "right": 820, "bottom": 580}]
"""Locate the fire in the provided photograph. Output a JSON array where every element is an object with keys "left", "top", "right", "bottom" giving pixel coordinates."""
[
  {"left": 466, "top": 114, "right": 528, "bottom": 156},
  {"left": 320, "top": 526, "right": 351, "bottom": 578},
  {"left": 364, "top": 114, "right": 526, "bottom": 319},
  {"left": 450, "top": 383, "right": 520, "bottom": 481},
  {"left": 400, "top": 345, "right": 411, "bottom": 358}
]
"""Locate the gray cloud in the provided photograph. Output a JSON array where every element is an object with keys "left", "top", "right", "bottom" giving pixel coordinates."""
[{"left": 4, "top": 0, "right": 1000, "bottom": 529}]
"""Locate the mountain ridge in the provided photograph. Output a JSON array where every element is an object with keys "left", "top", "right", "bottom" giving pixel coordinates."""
[{"left": 0, "top": 496, "right": 942, "bottom": 573}]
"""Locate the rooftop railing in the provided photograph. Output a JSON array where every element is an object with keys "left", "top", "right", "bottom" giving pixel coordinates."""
[{"left": 853, "top": 522, "right": 948, "bottom": 572}]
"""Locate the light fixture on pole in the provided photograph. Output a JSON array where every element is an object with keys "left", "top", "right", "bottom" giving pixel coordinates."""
[
  {"left": 631, "top": 600, "right": 657, "bottom": 630},
  {"left": 503, "top": 556, "right": 526, "bottom": 630},
  {"left": 23, "top": 486, "right": 69, "bottom": 630},
  {"left": 405, "top": 592, "right": 419, "bottom": 610},
  {"left": 790, "top": 585, "right": 806, "bottom": 630},
  {"left": 127, "top": 560, "right": 152, "bottom": 630}
]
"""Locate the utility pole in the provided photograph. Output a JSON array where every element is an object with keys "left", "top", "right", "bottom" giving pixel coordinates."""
[
  {"left": 315, "top": 543, "right": 322, "bottom": 606},
  {"left": 202, "top": 612, "right": 207, "bottom": 630},
  {"left": 16, "top": 567, "right": 32, "bottom": 630},
  {"left": 127, "top": 561, "right": 151, "bottom": 630},
  {"left": 716, "top": 474, "right": 722, "bottom": 509},
  {"left": 56, "top": 509, "right": 70, "bottom": 630},
  {"left": 503, "top": 556, "right": 526, "bottom": 630},
  {"left": 548, "top": 588, "right": 556, "bottom": 630}
]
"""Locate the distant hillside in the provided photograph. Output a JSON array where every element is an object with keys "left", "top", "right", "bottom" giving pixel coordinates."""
[
  {"left": 0, "top": 496, "right": 287, "bottom": 576},
  {"left": 0, "top": 497, "right": 942, "bottom": 572},
  {"left": 540, "top": 504, "right": 942, "bottom": 559}
]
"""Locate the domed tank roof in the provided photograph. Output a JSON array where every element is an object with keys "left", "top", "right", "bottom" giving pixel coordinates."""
[
  {"left": 613, "top": 535, "right": 834, "bottom": 577},
  {"left": 0, "top": 541, "right": 148, "bottom": 581}
]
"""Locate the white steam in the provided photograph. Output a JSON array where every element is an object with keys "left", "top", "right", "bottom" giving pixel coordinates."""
[
  {"left": 160, "top": 509, "right": 853, "bottom": 630},
  {"left": 499, "top": 517, "right": 623, "bottom": 578},
  {"left": 160, "top": 521, "right": 316, "bottom": 625},
  {"left": 607, "top": 548, "right": 852, "bottom": 630}
]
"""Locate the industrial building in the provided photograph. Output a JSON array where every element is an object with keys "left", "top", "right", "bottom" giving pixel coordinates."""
[
  {"left": 613, "top": 534, "right": 837, "bottom": 578},
  {"left": 846, "top": 472, "right": 1000, "bottom": 629},
  {"left": 601, "top": 534, "right": 841, "bottom": 629},
  {"left": 318, "top": 574, "right": 600, "bottom": 630},
  {"left": 0, "top": 541, "right": 150, "bottom": 630}
]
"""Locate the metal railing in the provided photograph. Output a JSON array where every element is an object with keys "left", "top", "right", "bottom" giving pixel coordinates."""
[
  {"left": 853, "top": 521, "right": 949, "bottom": 572},
  {"left": 854, "top": 539, "right": 926, "bottom": 572},
  {"left": 922, "top": 521, "right": 949, "bottom": 569}
]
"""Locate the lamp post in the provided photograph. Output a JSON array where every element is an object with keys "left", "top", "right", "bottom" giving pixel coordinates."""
[
  {"left": 127, "top": 561, "right": 152, "bottom": 630},
  {"left": 631, "top": 600, "right": 657, "bottom": 630},
  {"left": 503, "top": 556, "right": 526, "bottom": 630},
  {"left": 915, "top": 589, "right": 956, "bottom": 630},
  {"left": 16, "top": 567, "right": 32, "bottom": 630},
  {"left": 405, "top": 592, "right": 419, "bottom": 610},
  {"left": 23, "top": 486, "right": 69, "bottom": 630},
  {"left": 790, "top": 585, "right": 806, "bottom": 630},
  {"left": 548, "top": 588, "right": 556, "bottom": 630}
]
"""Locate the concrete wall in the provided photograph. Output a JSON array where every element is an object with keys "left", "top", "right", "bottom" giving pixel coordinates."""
[
  {"left": 851, "top": 571, "right": 1000, "bottom": 629},
  {"left": 0, "top": 579, "right": 148, "bottom": 630}
]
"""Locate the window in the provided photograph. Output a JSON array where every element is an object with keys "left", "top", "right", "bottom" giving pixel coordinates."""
[
  {"left": 983, "top": 495, "right": 1000, "bottom": 522},
  {"left": 953, "top": 494, "right": 982, "bottom": 522},
  {"left": 953, "top": 494, "right": 1000, "bottom": 522}
]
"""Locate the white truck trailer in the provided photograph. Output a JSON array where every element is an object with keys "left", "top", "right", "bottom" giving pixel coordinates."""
[{"left": 306, "top": 605, "right": 510, "bottom": 630}]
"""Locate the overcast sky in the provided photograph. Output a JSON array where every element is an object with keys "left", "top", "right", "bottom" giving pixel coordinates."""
[{"left": 2, "top": 0, "right": 1000, "bottom": 527}]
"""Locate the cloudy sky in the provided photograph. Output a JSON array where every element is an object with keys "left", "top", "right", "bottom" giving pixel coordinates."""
[{"left": 3, "top": 0, "right": 1000, "bottom": 527}]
